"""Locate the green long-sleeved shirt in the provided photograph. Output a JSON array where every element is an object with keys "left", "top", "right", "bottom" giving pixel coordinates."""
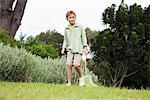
[{"left": 62, "top": 23, "right": 87, "bottom": 54}]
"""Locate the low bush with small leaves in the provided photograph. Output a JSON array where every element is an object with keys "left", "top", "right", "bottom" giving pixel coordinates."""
[
  {"left": 0, "top": 44, "right": 33, "bottom": 82},
  {"left": 0, "top": 43, "right": 98, "bottom": 84},
  {"left": 0, "top": 43, "right": 67, "bottom": 83},
  {"left": 0, "top": 29, "right": 23, "bottom": 48}
]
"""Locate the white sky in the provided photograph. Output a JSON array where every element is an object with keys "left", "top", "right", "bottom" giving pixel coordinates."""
[{"left": 15, "top": 0, "right": 150, "bottom": 39}]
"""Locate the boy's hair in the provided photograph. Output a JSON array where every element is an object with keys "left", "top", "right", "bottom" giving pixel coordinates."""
[{"left": 66, "top": 11, "right": 76, "bottom": 19}]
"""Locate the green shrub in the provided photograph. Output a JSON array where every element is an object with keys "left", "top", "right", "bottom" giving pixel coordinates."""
[
  {"left": 28, "top": 56, "right": 67, "bottom": 83},
  {"left": 0, "top": 30, "right": 58, "bottom": 59},
  {"left": 0, "top": 44, "right": 33, "bottom": 82},
  {"left": 0, "top": 43, "right": 98, "bottom": 84},
  {"left": 0, "top": 43, "right": 66, "bottom": 83},
  {"left": 0, "top": 29, "right": 24, "bottom": 48},
  {"left": 0, "top": 43, "right": 68, "bottom": 83},
  {"left": 25, "top": 36, "right": 59, "bottom": 59},
  {"left": 27, "top": 44, "right": 59, "bottom": 59}
]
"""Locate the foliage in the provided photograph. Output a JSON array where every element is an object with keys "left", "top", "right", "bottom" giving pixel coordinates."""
[
  {"left": 0, "top": 44, "right": 98, "bottom": 84},
  {"left": 27, "top": 44, "right": 59, "bottom": 59},
  {"left": 92, "top": 3, "right": 150, "bottom": 88},
  {"left": 36, "top": 30, "right": 63, "bottom": 49},
  {"left": 25, "top": 36, "right": 38, "bottom": 46},
  {"left": 0, "top": 29, "right": 59, "bottom": 59},
  {"left": 28, "top": 56, "right": 67, "bottom": 83},
  {"left": 0, "top": 44, "right": 33, "bottom": 82},
  {"left": 0, "top": 43, "right": 66, "bottom": 83},
  {"left": 25, "top": 35, "right": 59, "bottom": 58},
  {"left": 0, "top": 29, "right": 24, "bottom": 48},
  {"left": 25, "top": 30, "right": 64, "bottom": 57},
  {"left": 85, "top": 27, "right": 99, "bottom": 44}
]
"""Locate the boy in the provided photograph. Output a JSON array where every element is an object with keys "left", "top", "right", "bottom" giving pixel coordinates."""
[{"left": 61, "top": 11, "right": 88, "bottom": 87}]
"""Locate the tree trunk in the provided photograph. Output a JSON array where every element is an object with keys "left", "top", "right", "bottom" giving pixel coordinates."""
[
  {"left": 0, "top": 0, "right": 27, "bottom": 37},
  {"left": 121, "top": 0, "right": 124, "bottom": 3},
  {"left": 117, "top": 66, "right": 128, "bottom": 87}
]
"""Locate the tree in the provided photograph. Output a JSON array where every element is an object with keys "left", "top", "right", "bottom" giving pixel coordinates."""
[
  {"left": 36, "top": 30, "right": 63, "bottom": 49},
  {"left": 92, "top": 3, "right": 150, "bottom": 88},
  {"left": 0, "top": 0, "right": 28, "bottom": 37},
  {"left": 25, "top": 35, "right": 59, "bottom": 59},
  {"left": 85, "top": 27, "right": 99, "bottom": 44},
  {"left": 25, "top": 36, "right": 38, "bottom": 46}
]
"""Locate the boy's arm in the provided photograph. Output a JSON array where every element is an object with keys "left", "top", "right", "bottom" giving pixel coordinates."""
[
  {"left": 81, "top": 26, "right": 87, "bottom": 47},
  {"left": 81, "top": 26, "right": 88, "bottom": 54},
  {"left": 62, "top": 29, "right": 67, "bottom": 48},
  {"left": 62, "top": 30, "right": 67, "bottom": 54}
]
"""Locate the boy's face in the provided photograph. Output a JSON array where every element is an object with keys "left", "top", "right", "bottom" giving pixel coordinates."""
[{"left": 67, "top": 14, "right": 76, "bottom": 25}]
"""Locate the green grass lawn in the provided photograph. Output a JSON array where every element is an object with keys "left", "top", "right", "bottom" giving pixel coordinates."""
[{"left": 0, "top": 81, "right": 149, "bottom": 100}]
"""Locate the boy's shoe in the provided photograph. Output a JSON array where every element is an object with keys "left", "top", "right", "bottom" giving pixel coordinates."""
[
  {"left": 66, "top": 82, "right": 71, "bottom": 86},
  {"left": 79, "top": 77, "right": 85, "bottom": 87}
]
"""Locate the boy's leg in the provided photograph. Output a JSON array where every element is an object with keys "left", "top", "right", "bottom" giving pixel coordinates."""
[
  {"left": 74, "top": 65, "right": 85, "bottom": 87},
  {"left": 67, "top": 64, "right": 73, "bottom": 84},
  {"left": 74, "top": 54, "right": 85, "bottom": 87},
  {"left": 74, "top": 65, "right": 82, "bottom": 77},
  {"left": 73, "top": 53, "right": 82, "bottom": 77},
  {"left": 66, "top": 51, "right": 73, "bottom": 86}
]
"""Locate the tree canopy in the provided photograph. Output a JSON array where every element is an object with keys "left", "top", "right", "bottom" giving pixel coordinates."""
[{"left": 92, "top": 3, "right": 150, "bottom": 88}]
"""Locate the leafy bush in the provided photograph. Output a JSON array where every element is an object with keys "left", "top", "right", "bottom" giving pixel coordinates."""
[
  {"left": 0, "top": 44, "right": 99, "bottom": 84},
  {"left": 29, "top": 56, "right": 67, "bottom": 83},
  {"left": 0, "top": 43, "right": 99, "bottom": 84},
  {"left": 28, "top": 44, "right": 59, "bottom": 59},
  {"left": 0, "top": 44, "right": 33, "bottom": 82},
  {"left": 0, "top": 29, "right": 23, "bottom": 48},
  {"left": 0, "top": 30, "right": 59, "bottom": 59},
  {"left": 0, "top": 43, "right": 66, "bottom": 83},
  {"left": 25, "top": 36, "right": 59, "bottom": 59}
]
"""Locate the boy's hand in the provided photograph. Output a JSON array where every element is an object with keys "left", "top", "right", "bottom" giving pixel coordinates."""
[
  {"left": 61, "top": 48, "right": 65, "bottom": 55},
  {"left": 83, "top": 47, "right": 88, "bottom": 55}
]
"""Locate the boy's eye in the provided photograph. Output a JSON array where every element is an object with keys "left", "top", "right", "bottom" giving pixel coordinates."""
[{"left": 69, "top": 17, "right": 75, "bottom": 19}]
